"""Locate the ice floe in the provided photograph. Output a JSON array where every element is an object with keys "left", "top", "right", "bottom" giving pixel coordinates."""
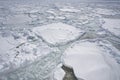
[
  {"left": 33, "top": 23, "right": 85, "bottom": 46},
  {"left": 95, "top": 8, "right": 119, "bottom": 16},
  {"left": 5, "top": 14, "right": 31, "bottom": 25},
  {"left": 60, "top": 8, "right": 80, "bottom": 13},
  {"left": 102, "top": 18, "right": 120, "bottom": 37},
  {"left": 54, "top": 39, "right": 120, "bottom": 80}
]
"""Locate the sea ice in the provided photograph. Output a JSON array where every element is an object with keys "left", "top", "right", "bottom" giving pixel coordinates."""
[
  {"left": 95, "top": 8, "right": 118, "bottom": 16},
  {"left": 33, "top": 23, "right": 85, "bottom": 46},
  {"left": 54, "top": 39, "right": 120, "bottom": 80},
  {"left": 102, "top": 18, "right": 120, "bottom": 37},
  {"left": 0, "top": 37, "right": 60, "bottom": 80}
]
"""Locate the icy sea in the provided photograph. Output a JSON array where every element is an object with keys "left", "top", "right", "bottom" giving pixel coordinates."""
[{"left": 0, "top": 0, "right": 120, "bottom": 80}]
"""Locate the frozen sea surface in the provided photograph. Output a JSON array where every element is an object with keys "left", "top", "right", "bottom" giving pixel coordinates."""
[{"left": 0, "top": 1, "right": 120, "bottom": 80}]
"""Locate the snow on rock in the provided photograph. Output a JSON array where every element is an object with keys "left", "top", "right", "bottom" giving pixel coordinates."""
[
  {"left": 58, "top": 39, "right": 120, "bottom": 80},
  {"left": 33, "top": 23, "right": 84, "bottom": 46},
  {"left": 102, "top": 18, "right": 120, "bottom": 37}
]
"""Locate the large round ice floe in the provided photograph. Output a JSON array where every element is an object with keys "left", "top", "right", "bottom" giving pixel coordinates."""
[
  {"left": 33, "top": 23, "right": 84, "bottom": 46},
  {"left": 57, "top": 39, "right": 120, "bottom": 80}
]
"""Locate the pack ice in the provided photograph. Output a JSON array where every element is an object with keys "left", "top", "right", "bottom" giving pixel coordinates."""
[{"left": 0, "top": 30, "right": 61, "bottom": 80}]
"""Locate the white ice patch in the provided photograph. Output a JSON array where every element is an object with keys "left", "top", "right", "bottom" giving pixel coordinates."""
[
  {"left": 102, "top": 18, "right": 120, "bottom": 37},
  {"left": 6, "top": 14, "right": 31, "bottom": 25},
  {"left": 95, "top": 8, "right": 118, "bottom": 15},
  {"left": 33, "top": 23, "right": 84, "bottom": 46},
  {"left": 60, "top": 8, "right": 80, "bottom": 13},
  {"left": 0, "top": 36, "right": 23, "bottom": 54},
  {"left": 61, "top": 40, "right": 120, "bottom": 80},
  {"left": 59, "top": 6, "right": 80, "bottom": 13}
]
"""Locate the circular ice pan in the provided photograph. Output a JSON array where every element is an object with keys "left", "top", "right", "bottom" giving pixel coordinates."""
[{"left": 33, "top": 23, "right": 85, "bottom": 46}]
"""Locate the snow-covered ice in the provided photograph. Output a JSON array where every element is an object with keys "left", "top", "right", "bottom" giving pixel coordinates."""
[
  {"left": 0, "top": 1, "right": 120, "bottom": 80},
  {"left": 0, "top": 36, "right": 16, "bottom": 54},
  {"left": 54, "top": 39, "right": 120, "bottom": 80},
  {"left": 33, "top": 23, "right": 85, "bottom": 46},
  {"left": 0, "top": 38, "right": 61, "bottom": 80},
  {"left": 0, "top": 28, "right": 61, "bottom": 80},
  {"left": 60, "top": 7, "right": 80, "bottom": 13},
  {"left": 95, "top": 8, "right": 119, "bottom": 16},
  {"left": 5, "top": 14, "right": 31, "bottom": 25},
  {"left": 102, "top": 18, "right": 120, "bottom": 37}
]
